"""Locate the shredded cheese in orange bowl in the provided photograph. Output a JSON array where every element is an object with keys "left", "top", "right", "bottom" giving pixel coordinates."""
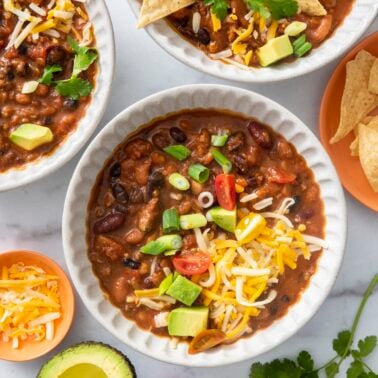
[{"left": 0, "top": 250, "right": 74, "bottom": 361}]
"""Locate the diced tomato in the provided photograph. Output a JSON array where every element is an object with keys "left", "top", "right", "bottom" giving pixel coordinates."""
[
  {"left": 266, "top": 167, "right": 296, "bottom": 184},
  {"left": 215, "top": 174, "right": 236, "bottom": 210},
  {"left": 173, "top": 251, "right": 211, "bottom": 276},
  {"left": 188, "top": 329, "right": 226, "bottom": 354}
]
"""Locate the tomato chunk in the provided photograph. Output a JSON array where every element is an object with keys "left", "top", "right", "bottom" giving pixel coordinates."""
[
  {"left": 215, "top": 174, "right": 236, "bottom": 210},
  {"left": 188, "top": 329, "right": 227, "bottom": 354},
  {"left": 173, "top": 251, "right": 211, "bottom": 276},
  {"left": 266, "top": 167, "right": 296, "bottom": 184}
]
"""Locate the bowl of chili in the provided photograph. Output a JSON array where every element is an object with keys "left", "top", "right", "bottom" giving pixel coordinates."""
[
  {"left": 63, "top": 84, "right": 346, "bottom": 366},
  {"left": 0, "top": 0, "right": 115, "bottom": 191},
  {"left": 128, "top": 0, "right": 377, "bottom": 82}
]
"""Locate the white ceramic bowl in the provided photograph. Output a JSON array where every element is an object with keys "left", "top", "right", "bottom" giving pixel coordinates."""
[
  {"left": 127, "top": 0, "right": 377, "bottom": 83},
  {"left": 0, "top": 0, "right": 115, "bottom": 192},
  {"left": 63, "top": 84, "right": 346, "bottom": 367}
]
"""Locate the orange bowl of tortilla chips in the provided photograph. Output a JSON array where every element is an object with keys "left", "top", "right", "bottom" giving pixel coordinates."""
[{"left": 320, "top": 31, "right": 378, "bottom": 212}]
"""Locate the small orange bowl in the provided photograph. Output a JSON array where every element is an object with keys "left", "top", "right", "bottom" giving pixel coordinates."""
[
  {"left": 0, "top": 250, "right": 75, "bottom": 361},
  {"left": 320, "top": 31, "right": 378, "bottom": 212}
]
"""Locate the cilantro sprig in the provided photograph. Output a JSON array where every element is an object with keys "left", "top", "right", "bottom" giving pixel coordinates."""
[
  {"left": 244, "top": 0, "right": 298, "bottom": 20},
  {"left": 250, "top": 274, "right": 378, "bottom": 378},
  {"left": 204, "top": 0, "right": 229, "bottom": 21},
  {"left": 39, "top": 37, "right": 98, "bottom": 100}
]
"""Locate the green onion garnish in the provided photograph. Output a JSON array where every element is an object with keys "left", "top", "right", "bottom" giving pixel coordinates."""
[
  {"left": 179, "top": 213, "right": 207, "bottom": 230},
  {"left": 292, "top": 34, "right": 306, "bottom": 50},
  {"left": 163, "top": 145, "right": 191, "bottom": 161},
  {"left": 188, "top": 164, "right": 210, "bottom": 184},
  {"left": 163, "top": 208, "right": 180, "bottom": 233},
  {"left": 159, "top": 273, "right": 174, "bottom": 295},
  {"left": 211, "top": 134, "right": 229, "bottom": 147},
  {"left": 164, "top": 249, "right": 178, "bottom": 256},
  {"left": 211, "top": 148, "right": 232, "bottom": 173},
  {"left": 141, "top": 235, "right": 183, "bottom": 255},
  {"left": 294, "top": 41, "right": 312, "bottom": 57},
  {"left": 169, "top": 173, "right": 190, "bottom": 191}
]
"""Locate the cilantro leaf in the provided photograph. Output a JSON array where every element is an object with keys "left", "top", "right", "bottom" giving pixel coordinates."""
[
  {"left": 39, "top": 65, "right": 62, "bottom": 85},
  {"left": 244, "top": 0, "right": 270, "bottom": 19},
  {"left": 244, "top": 0, "right": 297, "bottom": 20},
  {"left": 67, "top": 36, "right": 98, "bottom": 76},
  {"left": 357, "top": 336, "right": 377, "bottom": 357},
  {"left": 325, "top": 362, "right": 339, "bottom": 378},
  {"left": 347, "top": 360, "right": 364, "bottom": 378},
  {"left": 204, "top": 0, "right": 229, "bottom": 21},
  {"left": 333, "top": 330, "right": 351, "bottom": 356},
  {"left": 55, "top": 77, "right": 92, "bottom": 100},
  {"left": 297, "top": 351, "right": 314, "bottom": 372}
]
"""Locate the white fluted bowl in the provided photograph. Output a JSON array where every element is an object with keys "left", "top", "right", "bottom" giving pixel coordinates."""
[
  {"left": 127, "top": 0, "right": 377, "bottom": 82},
  {"left": 0, "top": 0, "right": 115, "bottom": 192},
  {"left": 63, "top": 84, "right": 346, "bottom": 366}
]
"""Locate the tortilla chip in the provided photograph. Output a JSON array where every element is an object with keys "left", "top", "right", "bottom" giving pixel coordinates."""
[
  {"left": 137, "top": 0, "right": 195, "bottom": 28},
  {"left": 330, "top": 50, "right": 377, "bottom": 144},
  {"left": 368, "top": 59, "right": 378, "bottom": 94},
  {"left": 350, "top": 117, "right": 378, "bottom": 156},
  {"left": 359, "top": 124, "right": 378, "bottom": 192},
  {"left": 297, "top": 0, "right": 327, "bottom": 16},
  {"left": 350, "top": 135, "right": 359, "bottom": 156}
]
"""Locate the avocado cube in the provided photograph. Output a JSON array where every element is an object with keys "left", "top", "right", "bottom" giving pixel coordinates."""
[
  {"left": 168, "top": 307, "right": 209, "bottom": 337},
  {"left": 166, "top": 275, "right": 202, "bottom": 306},
  {"left": 257, "top": 34, "right": 294, "bottom": 67},
  {"left": 208, "top": 207, "right": 236, "bottom": 233},
  {"left": 10, "top": 123, "right": 53, "bottom": 151}
]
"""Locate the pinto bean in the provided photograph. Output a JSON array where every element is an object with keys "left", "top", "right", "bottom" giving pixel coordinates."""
[
  {"left": 138, "top": 198, "right": 159, "bottom": 232},
  {"left": 125, "top": 228, "right": 144, "bottom": 245},
  {"left": 276, "top": 139, "right": 293, "bottom": 159},
  {"left": 248, "top": 120, "right": 272, "bottom": 149},
  {"left": 111, "top": 275, "right": 128, "bottom": 303},
  {"left": 94, "top": 235, "right": 125, "bottom": 261},
  {"left": 227, "top": 131, "right": 245, "bottom": 152},
  {"left": 94, "top": 212, "right": 125, "bottom": 234},
  {"left": 129, "top": 187, "right": 145, "bottom": 204},
  {"left": 124, "top": 138, "right": 152, "bottom": 159},
  {"left": 135, "top": 159, "right": 151, "bottom": 186},
  {"left": 152, "top": 131, "right": 171, "bottom": 150}
]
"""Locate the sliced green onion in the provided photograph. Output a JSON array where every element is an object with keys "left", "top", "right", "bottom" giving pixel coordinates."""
[
  {"left": 188, "top": 164, "right": 210, "bottom": 184},
  {"left": 211, "top": 148, "right": 232, "bottom": 173},
  {"left": 211, "top": 134, "right": 229, "bottom": 147},
  {"left": 159, "top": 273, "right": 174, "bottom": 295},
  {"left": 169, "top": 173, "right": 190, "bottom": 191},
  {"left": 294, "top": 41, "right": 313, "bottom": 57},
  {"left": 141, "top": 235, "right": 183, "bottom": 255},
  {"left": 164, "top": 249, "right": 178, "bottom": 256},
  {"left": 179, "top": 213, "right": 207, "bottom": 230},
  {"left": 163, "top": 208, "right": 180, "bottom": 233},
  {"left": 292, "top": 34, "right": 306, "bottom": 50},
  {"left": 163, "top": 145, "right": 191, "bottom": 161}
]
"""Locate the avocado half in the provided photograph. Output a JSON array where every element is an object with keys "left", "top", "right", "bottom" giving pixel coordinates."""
[{"left": 37, "top": 342, "right": 136, "bottom": 378}]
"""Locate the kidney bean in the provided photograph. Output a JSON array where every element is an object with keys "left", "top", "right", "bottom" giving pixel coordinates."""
[
  {"left": 94, "top": 213, "right": 125, "bottom": 234},
  {"left": 112, "top": 183, "right": 129, "bottom": 204},
  {"left": 197, "top": 28, "right": 210, "bottom": 45},
  {"left": 248, "top": 120, "right": 272, "bottom": 149},
  {"left": 169, "top": 127, "right": 187, "bottom": 143},
  {"left": 152, "top": 131, "right": 171, "bottom": 150}
]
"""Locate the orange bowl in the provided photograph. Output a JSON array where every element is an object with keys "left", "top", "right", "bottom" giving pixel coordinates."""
[
  {"left": 0, "top": 250, "right": 75, "bottom": 361},
  {"left": 320, "top": 31, "right": 378, "bottom": 212}
]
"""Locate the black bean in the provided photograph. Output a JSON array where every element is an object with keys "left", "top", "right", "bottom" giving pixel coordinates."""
[
  {"left": 281, "top": 294, "right": 291, "bottom": 303},
  {"left": 233, "top": 155, "right": 248, "bottom": 174},
  {"left": 5, "top": 68, "right": 14, "bottom": 81},
  {"left": 17, "top": 44, "right": 28, "bottom": 56},
  {"left": 146, "top": 169, "right": 165, "bottom": 199},
  {"left": 112, "top": 183, "right": 129, "bottom": 204},
  {"left": 269, "top": 304, "right": 278, "bottom": 316},
  {"left": 122, "top": 258, "right": 141, "bottom": 270},
  {"left": 152, "top": 131, "right": 171, "bottom": 150},
  {"left": 109, "top": 162, "right": 121, "bottom": 180},
  {"left": 42, "top": 116, "right": 53, "bottom": 126},
  {"left": 169, "top": 127, "right": 187, "bottom": 143},
  {"left": 94, "top": 213, "right": 125, "bottom": 234},
  {"left": 197, "top": 28, "right": 210, "bottom": 45},
  {"left": 46, "top": 45, "right": 67, "bottom": 65},
  {"left": 248, "top": 120, "right": 273, "bottom": 149},
  {"left": 291, "top": 195, "right": 301, "bottom": 211},
  {"left": 63, "top": 98, "right": 79, "bottom": 110}
]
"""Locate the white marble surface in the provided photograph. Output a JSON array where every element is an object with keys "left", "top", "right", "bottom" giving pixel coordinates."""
[{"left": 0, "top": 2, "right": 377, "bottom": 376}]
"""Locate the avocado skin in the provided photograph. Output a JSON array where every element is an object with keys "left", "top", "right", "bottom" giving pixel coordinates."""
[{"left": 37, "top": 341, "right": 137, "bottom": 378}]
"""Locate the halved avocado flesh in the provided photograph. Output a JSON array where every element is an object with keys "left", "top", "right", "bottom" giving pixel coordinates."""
[{"left": 37, "top": 342, "right": 136, "bottom": 378}]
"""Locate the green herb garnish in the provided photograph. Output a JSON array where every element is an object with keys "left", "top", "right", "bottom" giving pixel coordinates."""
[
  {"left": 211, "top": 148, "right": 232, "bottom": 173},
  {"left": 68, "top": 36, "right": 98, "bottom": 76},
  {"left": 250, "top": 274, "right": 378, "bottom": 377},
  {"left": 188, "top": 163, "right": 210, "bottom": 183},
  {"left": 163, "top": 145, "right": 191, "bottom": 161},
  {"left": 55, "top": 77, "right": 92, "bottom": 100},
  {"left": 204, "top": 0, "right": 229, "bottom": 20},
  {"left": 39, "top": 65, "right": 62, "bottom": 85},
  {"left": 244, "top": 0, "right": 298, "bottom": 20},
  {"left": 141, "top": 235, "right": 183, "bottom": 255},
  {"left": 163, "top": 208, "right": 181, "bottom": 233}
]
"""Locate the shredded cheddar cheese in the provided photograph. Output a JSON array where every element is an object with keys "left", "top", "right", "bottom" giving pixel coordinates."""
[{"left": 0, "top": 263, "right": 61, "bottom": 348}]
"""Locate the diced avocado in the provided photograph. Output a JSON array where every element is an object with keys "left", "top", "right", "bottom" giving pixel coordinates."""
[
  {"left": 168, "top": 307, "right": 208, "bottom": 337},
  {"left": 9, "top": 123, "right": 53, "bottom": 151},
  {"left": 159, "top": 273, "right": 174, "bottom": 295},
  {"left": 284, "top": 21, "right": 307, "bottom": 36},
  {"left": 207, "top": 206, "right": 236, "bottom": 233},
  {"left": 37, "top": 342, "right": 136, "bottom": 378},
  {"left": 257, "top": 35, "right": 294, "bottom": 67},
  {"left": 166, "top": 274, "right": 202, "bottom": 306}
]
